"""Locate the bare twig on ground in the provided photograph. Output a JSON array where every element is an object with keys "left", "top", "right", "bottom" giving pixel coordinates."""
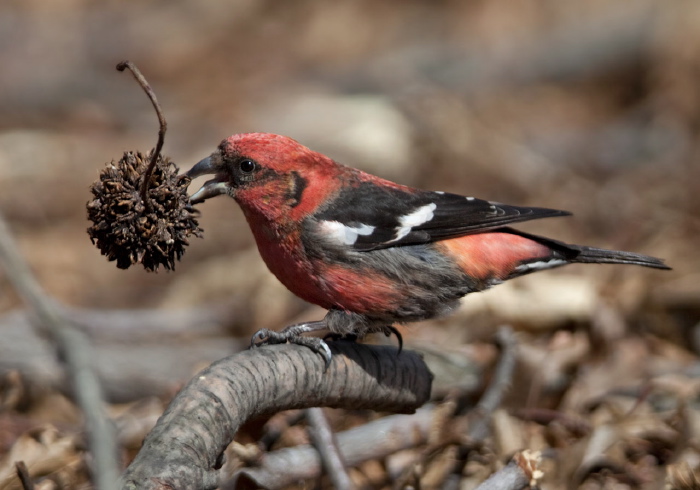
[
  {"left": 475, "top": 450, "right": 542, "bottom": 490},
  {"left": 305, "top": 407, "right": 353, "bottom": 490},
  {"left": 225, "top": 405, "right": 436, "bottom": 489},
  {"left": 0, "top": 214, "right": 118, "bottom": 490},
  {"left": 259, "top": 410, "right": 306, "bottom": 450},
  {"left": 0, "top": 307, "right": 244, "bottom": 402},
  {"left": 513, "top": 407, "right": 592, "bottom": 437},
  {"left": 391, "top": 326, "right": 518, "bottom": 489},
  {"left": 14, "top": 461, "right": 34, "bottom": 490},
  {"left": 391, "top": 397, "right": 460, "bottom": 489},
  {"left": 121, "top": 342, "right": 432, "bottom": 490},
  {"left": 468, "top": 326, "right": 518, "bottom": 442}
]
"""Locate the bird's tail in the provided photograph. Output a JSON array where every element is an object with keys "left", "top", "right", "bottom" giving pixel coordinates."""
[
  {"left": 502, "top": 228, "right": 671, "bottom": 270},
  {"left": 567, "top": 245, "right": 670, "bottom": 270}
]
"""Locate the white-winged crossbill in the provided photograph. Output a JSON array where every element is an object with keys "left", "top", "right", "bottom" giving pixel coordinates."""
[{"left": 186, "top": 133, "right": 669, "bottom": 363}]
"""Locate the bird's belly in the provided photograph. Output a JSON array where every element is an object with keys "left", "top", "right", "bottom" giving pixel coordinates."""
[
  {"left": 315, "top": 244, "right": 475, "bottom": 321},
  {"left": 262, "top": 250, "right": 406, "bottom": 315},
  {"left": 254, "top": 225, "right": 474, "bottom": 322}
]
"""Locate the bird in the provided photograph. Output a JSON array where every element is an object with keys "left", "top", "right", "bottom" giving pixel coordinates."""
[{"left": 186, "top": 132, "right": 669, "bottom": 364}]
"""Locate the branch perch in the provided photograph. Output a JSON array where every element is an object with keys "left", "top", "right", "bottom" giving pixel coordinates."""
[{"left": 120, "top": 342, "right": 433, "bottom": 490}]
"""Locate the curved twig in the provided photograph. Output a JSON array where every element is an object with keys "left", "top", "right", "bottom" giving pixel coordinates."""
[
  {"left": 120, "top": 342, "right": 433, "bottom": 490},
  {"left": 116, "top": 61, "right": 167, "bottom": 213}
]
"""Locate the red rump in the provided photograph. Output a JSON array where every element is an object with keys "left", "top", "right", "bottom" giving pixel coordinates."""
[{"left": 436, "top": 232, "right": 552, "bottom": 282}]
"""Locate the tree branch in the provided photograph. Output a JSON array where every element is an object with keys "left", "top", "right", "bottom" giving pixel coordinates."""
[
  {"left": 120, "top": 342, "right": 433, "bottom": 490},
  {"left": 0, "top": 213, "right": 119, "bottom": 490}
]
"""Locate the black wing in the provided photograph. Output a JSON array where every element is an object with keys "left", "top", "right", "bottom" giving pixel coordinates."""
[{"left": 313, "top": 182, "right": 571, "bottom": 251}]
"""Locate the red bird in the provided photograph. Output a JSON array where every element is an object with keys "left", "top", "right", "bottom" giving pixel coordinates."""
[{"left": 186, "top": 133, "right": 669, "bottom": 363}]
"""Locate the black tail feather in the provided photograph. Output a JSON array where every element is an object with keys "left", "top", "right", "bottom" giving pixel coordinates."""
[
  {"left": 567, "top": 245, "right": 670, "bottom": 269},
  {"left": 502, "top": 227, "right": 671, "bottom": 270}
]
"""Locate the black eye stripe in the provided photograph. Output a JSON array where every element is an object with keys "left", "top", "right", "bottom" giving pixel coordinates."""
[{"left": 287, "top": 171, "right": 307, "bottom": 208}]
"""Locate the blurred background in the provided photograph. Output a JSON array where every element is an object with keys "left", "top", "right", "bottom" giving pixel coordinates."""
[{"left": 0, "top": 0, "right": 698, "bottom": 487}]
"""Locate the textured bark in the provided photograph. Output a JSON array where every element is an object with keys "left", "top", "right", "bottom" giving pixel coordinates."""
[{"left": 120, "top": 342, "right": 432, "bottom": 490}]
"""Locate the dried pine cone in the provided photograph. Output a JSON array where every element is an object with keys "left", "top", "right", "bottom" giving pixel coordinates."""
[{"left": 87, "top": 150, "right": 203, "bottom": 271}]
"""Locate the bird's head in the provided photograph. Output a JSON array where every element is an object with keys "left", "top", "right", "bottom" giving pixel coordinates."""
[{"left": 186, "top": 133, "right": 344, "bottom": 222}]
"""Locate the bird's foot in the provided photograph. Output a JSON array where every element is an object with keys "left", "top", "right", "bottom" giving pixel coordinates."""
[{"left": 250, "top": 321, "right": 332, "bottom": 368}]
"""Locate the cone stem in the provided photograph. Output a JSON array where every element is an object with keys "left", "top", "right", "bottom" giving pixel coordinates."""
[{"left": 116, "top": 61, "right": 167, "bottom": 212}]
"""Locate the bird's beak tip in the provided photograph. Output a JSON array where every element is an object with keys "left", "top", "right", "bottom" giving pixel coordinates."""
[
  {"left": 186, "top": 156, "right": 215, "bottom": 180},
  {"left": 183, "top": 154, "right": 230, "bottom": 204}
]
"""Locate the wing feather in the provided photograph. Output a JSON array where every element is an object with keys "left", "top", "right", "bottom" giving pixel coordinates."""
[{"left": 312, "top": 183, "right": 570, "bottom": 251}]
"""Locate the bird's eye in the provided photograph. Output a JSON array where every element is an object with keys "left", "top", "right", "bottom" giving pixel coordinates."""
[{"left": 239, "top": 159, "right": 256, "bottom": 173}]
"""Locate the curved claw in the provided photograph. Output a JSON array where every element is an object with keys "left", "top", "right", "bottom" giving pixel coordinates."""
[
  {"left": 312, "top": 339, "right": 333, "bottom": 370},
  {"left": 384, "top": 326, "right": 403, "bottom": 355},
  {"left": 250, "top": 329, "right": 272, "bottom": 348},
  {"left": 250, "top": 330, "right": 263, "bottom": 348}
]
